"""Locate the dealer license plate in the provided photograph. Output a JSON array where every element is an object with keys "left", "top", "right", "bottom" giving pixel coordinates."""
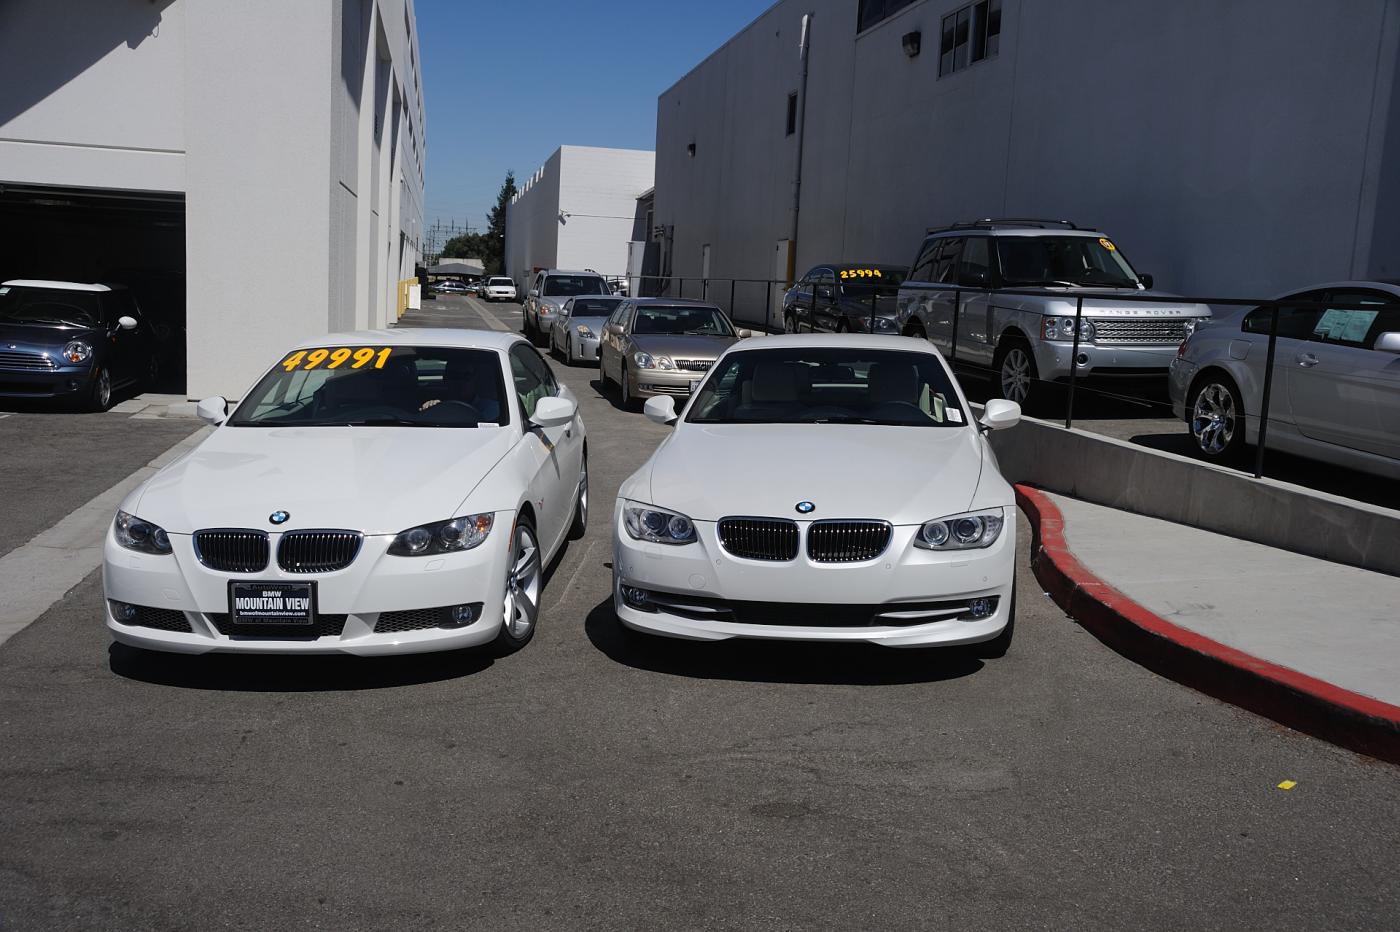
[{"left": 229, "top": 581, "right": 315, "bottom": 625}]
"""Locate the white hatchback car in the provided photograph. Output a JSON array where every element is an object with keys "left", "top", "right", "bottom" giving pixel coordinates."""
[
  {"left": 612, "top": 334, "right": 1021, "bottom": 654},
  {"left": 103, "top": 329, "right": 587, "bottom": 656}
]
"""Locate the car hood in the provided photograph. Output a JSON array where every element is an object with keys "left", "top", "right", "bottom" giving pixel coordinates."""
[
  {"left": 640, "top": 423, "right": 986, "bottom": 525},
  {"left": 631, "top": 334, "right": 738, "bottom": 360},
  {"left": 133, "top": 425, "right": 519, "bottom": 535},
  {"left": 997, "top": 288, "right": 1212, "bottom": 318},
  {"left": 566, "top": 315, "right": 610, "bottom": 330},
  {"left": 0, "top": 320, "right": 101, "bottom": 350}
]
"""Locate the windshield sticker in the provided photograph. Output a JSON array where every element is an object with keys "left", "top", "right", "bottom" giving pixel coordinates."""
[
  {"left": 1313, "top": 309, "right": 1378, "bottom": 343},
  {"left": 281, "top": 347, "right": 394, "bottom": 371},
  {"left": 1098, "top": 238, "right": 1116, "bottom": 251},
  {"left": 839, "top": 268, "right": 884, "bottom": 280},
  {"left": 946, "top": 408, "right": 963, "bottom": 423}
]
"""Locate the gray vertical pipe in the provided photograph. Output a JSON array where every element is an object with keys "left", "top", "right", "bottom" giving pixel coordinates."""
[{"left": 788, "top": 14, "right": 813, "bottom": 285}]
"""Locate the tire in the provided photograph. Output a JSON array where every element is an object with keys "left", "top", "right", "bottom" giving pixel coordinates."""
[
  {"left": 84, "top": 367, "right": 113, "bottom": 412},
  {"left": 903, "top": 322, "right": 927, "bottom": 341},
  {"left": 567, "top": 454, "right": 588, "bottom": 540},
  {"left": 973, "top": 585, "right": 1016, "bottom": 659},
  {"left": 599, "top": 353, "right": 613, "bottom": 388},
  {"left": 565, "top": 335, "right": 580, "bottom": 367},
  {"left": 493, "top": 516, "right": 541, "bottom": 656},
  {"left": 549, "top": 330, "right": 562, "bottom": 360},
  {"left": 784, "top": 313, "right": 797, "bottom": 334},
  {"left": 993, "top": 338, "right": 1039, "bottom": 409},
  {"left": 143, "top": 355, "right": 160, "bottom": 391},
  {"left": 836, "top": 319, "right": 850, "bottom": 333},
  {"left": 620, "top": 365, "right": 639, "bottom": 411},
  {"left": 1189, "top": 374, "right": 1247, "bottom": 464}
]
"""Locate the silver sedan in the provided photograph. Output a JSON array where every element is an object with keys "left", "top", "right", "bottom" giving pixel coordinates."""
[
  {"left": 598, "top": 299, "right": 750, "bottom": 410},
  {"left": 1168, "top": 280, "right": 1400, "bottom": 478},
  {"left": 550, "top": 295, "right": 624, "bottom": 366}
]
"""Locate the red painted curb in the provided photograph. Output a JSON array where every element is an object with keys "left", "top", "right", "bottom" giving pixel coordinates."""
[{"left": 1015, "top": 484, "right": 1400, "bottom": 765}]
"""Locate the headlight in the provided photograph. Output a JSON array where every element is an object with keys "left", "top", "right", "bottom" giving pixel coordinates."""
[
  {"left": 623, "top": 503, "right": 697, "bottom": 545},
  {"left": 389, "top": 513, "right": 494, "bottom": 556},
  {"left": 914, "top": 509, "right": 1005, "bottom": 551},
  {"left": 1041, "top": 317, "right": 1095, "bottom": 342},
  {"left": 1183, "top": 318, "right": 1205, "bottom": 337},
  {"left": 575, "top": 325, "right": 594, "bottom": 338},
  {"left": 114, "top": 510, "right": 172, "bottom": 554},
  {"left": 633, "top": 352, "right": 654, "bottom": 369},
  {"left": 63, "top": 340, "right": 93, "bottom": 363}
]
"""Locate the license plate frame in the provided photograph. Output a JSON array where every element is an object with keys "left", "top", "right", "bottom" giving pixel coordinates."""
[{"left": 228, "top": 581, "right": 316, "bottom": 626}]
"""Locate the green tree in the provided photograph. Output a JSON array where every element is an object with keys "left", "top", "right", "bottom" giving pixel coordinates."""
[
  {"left": 484, "top": 170, "right": 517, "bottom": 275},
  {"left": 441, "top": 232, "right": 486, "bottom": 260}
]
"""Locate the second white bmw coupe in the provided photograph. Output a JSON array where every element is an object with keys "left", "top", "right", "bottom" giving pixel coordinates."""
[
  {"left": 612, "top": 334, "right": 1020, "bottom": 654},
  {"left": 103, "top": 329, "right": 586, "bottom": 656}
]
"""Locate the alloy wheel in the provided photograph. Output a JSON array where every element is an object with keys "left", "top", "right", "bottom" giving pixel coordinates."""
[
  {"left": 502, "top": 523, "right": 540, "bottom": 639},
  {"left": 95, "top": 368, "right": 111, "bottom": 409},
  {"left": 1192, "top": 383, "right": 1236, "bottom": 456},
  {"left": 784, "top": 314, "right": 797, "bottom": 333},
  {"left": 1000, "top": 348, "right": 1032, "bottom": 404},
  {"left": 577, "top": 458, "right": 588, "bottom": 529}
]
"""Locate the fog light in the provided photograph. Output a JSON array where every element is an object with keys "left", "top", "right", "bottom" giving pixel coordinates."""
[
  {"left": 451, "top": 604, "right": 475, "bottom": 624},
  {"left": 968, "top": 598, "right": 994, "bottom": 619},
  {"left": 1076, "top": 353, "right": 1089, "bottom": 366},
  {"left": 109, "top": 600, "right": 138, "bottom": 623},
  {"left": 621, "top": 585, "right": 653, "bottom": 610}
]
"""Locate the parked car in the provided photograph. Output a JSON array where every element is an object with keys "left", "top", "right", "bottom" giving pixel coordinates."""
[
  {"left": 1169, "top": 280, "right": 1400, "bottom": 478},
  {"left": 103, "top": 329, "right": 587, "bottom": 657},
  {"left": 522, "top": 269, "right": 610, "bottom": 345},
  {"left": 895, "top": 219, "right": 1211, "bottom": 408},
  {"left": 0, "top": 279, "right": 162, "bottom": 411},
  {"left": 550, "top": 295, "right": 624, "bottom": 365},
  {"left": 608, "top": 277, "right": 630, "bottom": 297},
  {"left": 434, "top": 279, "right": 467, "bottom": 294},
  {"left": 784, "top": 263, "right": 908, "bottom": 334},
  {"left": 613, "top": 334, "right": 1020, "bottom": 655},
  {"left": 599, "top": 299, "right": 750, "bottom": 409},
  {"left": 483, "top": 276, "right": 518, "bottom": 303}
]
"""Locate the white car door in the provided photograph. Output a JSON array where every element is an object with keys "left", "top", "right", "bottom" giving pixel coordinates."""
[
  {"left": 1286, "top": 290, "right": 1400, "bottom": 459},
  {"left": 508, "top": 344, "right": 580, "bottom": 553}
]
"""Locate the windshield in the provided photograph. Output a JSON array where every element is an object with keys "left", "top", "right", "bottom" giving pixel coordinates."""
[
  {"left": 997, "top": 236, "right": 1141, "bottom": 288},
  {"left": 229, "top": 346, "right": 509, "bottom": 428},
  {"left": 489, "top": 277, "right": 513, "bottom": 286},
  {"left": 840, "top": 268, "right": 907, "bottom": 297},
  {"left": 0, "top": 286, "right": 103, "bottom": 327},
  {"left": 568, "top": 297, "right": 621, "bottom": 318},
  {"left": 687, "top": 347, "right": 966, "bottom": 427},
  {"left": 634, "top": 305, "right": 734, "bottom": 336},
  {"left": 543, "top": 275, "right": 607, "bottom": 297}
]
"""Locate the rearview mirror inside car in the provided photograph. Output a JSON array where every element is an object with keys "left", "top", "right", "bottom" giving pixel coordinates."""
[
  {"left": 979, "top": 399, "right": 1021, "bottom": 431},
  {"left": 196, "top": 396, "right": 229, "bottom": 426},
  {"left": 530, "top": 395, "right": 576, "bottom": 429},
  {"left": 644, "top": 395, "right": 678, "bottom": 425}
]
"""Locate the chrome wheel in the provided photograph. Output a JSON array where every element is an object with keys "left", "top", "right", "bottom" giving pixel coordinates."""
[
  {"left": 502, "top": 523, "right": 540, "bottom": 640},
  {"left": 784, "top": 313, "right": 797, "bottom": 333},
  {"left": 1192, "top": 382, "right": 1237, "bottom": 456},
  {"left": 999, "top": 347, "right": 1033, "bottom": 404},
  {"left": 91, "top": 368, "right": 112, "bottom": 411}
]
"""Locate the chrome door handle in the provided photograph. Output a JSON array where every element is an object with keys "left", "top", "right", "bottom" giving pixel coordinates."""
[{"left": 1297, "top": 353, "right": 1319, "bottom": 368}]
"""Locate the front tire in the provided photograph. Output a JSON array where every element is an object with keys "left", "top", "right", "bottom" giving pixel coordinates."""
[
  {"left": 1189, "top": 374, "right": 1247, "bottom": 464},
  {"left": 620, "top": 365, "right": 639, "bottom": 411},
  {"left": 493, "top": 517, "right": 541, "bottom": 656},
  {"left": 84, "top": 367, "right": 113, "bottom": 412},
  {"left": 993, "top": 338, "right": 1038, "bottom": 408},
  {"left": 568, "top": 454, "right": 588, "bottom": 540}
]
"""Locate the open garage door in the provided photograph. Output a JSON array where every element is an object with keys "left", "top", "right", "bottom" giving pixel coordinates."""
[{"left": 0, "top": 183, "right": 186, "bottom": 393}]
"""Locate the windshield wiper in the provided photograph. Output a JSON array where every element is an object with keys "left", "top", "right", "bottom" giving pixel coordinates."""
[
  {"left": 345, "top": 417, "right": 437, "bottom": 427},
  {"left": 1002, "top": 279, "right": 1080, "bottom": 288}
]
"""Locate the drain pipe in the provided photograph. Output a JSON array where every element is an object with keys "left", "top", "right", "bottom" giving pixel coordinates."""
[{"left": 788, "top": 12, "right": 813, "bottom": 288}]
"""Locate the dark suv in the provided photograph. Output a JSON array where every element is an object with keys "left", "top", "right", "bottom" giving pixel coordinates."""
[{"left": 0, "top": 280, "right": 162, "bottom": 410}]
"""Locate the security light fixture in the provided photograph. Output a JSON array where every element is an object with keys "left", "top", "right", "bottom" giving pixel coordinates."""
[
  {"left": 686, "top": 142, "right": 696, "bottom": 158},
  {"left": 902, "top": 30, "right": 921, "bottom": 57}
]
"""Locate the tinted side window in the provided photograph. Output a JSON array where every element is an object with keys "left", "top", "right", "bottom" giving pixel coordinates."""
[
  {"left": 931, "top": 238, "right": 963, "bottom": 284},
  {"left": 909, "top": 237, "right": 940, "bottom": 282},
  {"left": 958, "top": 237, "right": 992, "bottom": 286},
  {"left": 1242, "top": 291, "right": 1326, "bottom": 339}
]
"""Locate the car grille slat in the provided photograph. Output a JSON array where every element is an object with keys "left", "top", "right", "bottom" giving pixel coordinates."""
[
  {"left": 807, "top": 519, "right": 892, "bottom": 563},
  {"left": 1091, "top": 319, "right": 1190, "bottom": 344},
  {"left": 206, "top": 613, "right": 347, "bottom": 638},
  {"left": 194, "top": 530, "right": 269, "bottom": 573},
  {"left": 673, "top": 359, "right": 712, "bottom": 371},
  {"left": 0, "top": 350, "right": 58, "bottom": 371},
  {"left": 277, "top": 530, "right": 362, "bottom": 574},
  {"left": 717, "top": 517, "right": 799, "bottom": 562}
]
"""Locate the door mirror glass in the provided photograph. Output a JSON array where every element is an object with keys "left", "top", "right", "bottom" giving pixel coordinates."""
[
  {"left": 643, "top": 395, "right": 678, "bottom": 425},
  {"left": 116, "top": 315, "right": 138, "bottom": 331},
  {"left": 736, "top": 329, "right": 754, "bottom": 339},
  {"left": 1374, "top": 332, "right": 1400, "bottom": 354},
  {"left": 196, "top": 396, "right": 229, "bottom": 426},
  {"left": 530, "top": 395, "right": 576, "bottom": 428},
  {"left": 979, "top": 399, "right": 1021, "bottom": 431}
]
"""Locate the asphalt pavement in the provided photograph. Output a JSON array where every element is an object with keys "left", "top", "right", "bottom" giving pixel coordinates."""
[{"left": 1, "top": 294, "right": 1397, "bottom": 930}]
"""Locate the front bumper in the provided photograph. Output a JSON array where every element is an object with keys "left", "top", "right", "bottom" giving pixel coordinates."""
[
  {"left": 486, "top": 289, "right": 516, "bottom": 300},
  {"left": 611, "top": 505, "right": 1014, "bottom": 648},
  {"left": 1167, "top": 357, "right": 1197, "bottom": 421},
  {"left": 570, "top": 333, "right": 600, "bottom": 361},
  {"left": 0, "top": 363, "right": 96, "bottom": 399},
  {"left": 632, "top": 367, "right": 710, "bottom": 399},
  {"left": 1032, "top": 340, "right": 1183, "bottom": 382},
  {"left": 101, "top": 516, "right": 515, "bottom": 655}
]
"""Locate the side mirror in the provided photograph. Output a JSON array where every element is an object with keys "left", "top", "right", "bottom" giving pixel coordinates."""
[
  {"left": 643, "top": 395, "right": 678, "bottom": 425},
  {"left": 736, "top": 329, "right": 754, "bottom": 339},
  {"left": 816, "top": 285, "right": 835, "bottom": 301},
  {"left": 528, "top": 289, "right": 539, "bottom": 298},
  {"left": 959, "top": 270, "right": 989, "bottom": 288},
  {"left": 530, "top": 395, "right": 576, "bottom": 429},
  {"left": 979, "top": 399, "right": 1021, "bottom": 431},
  {"left": 197, "top": 396, "right": 229, "bottom": 426},
  {"left": 1374, "top": 332, "right": 1400, "bottom": 354},
  {"left": 1138, "top": 273, "right": 1155, "bottom": 289},
  {"left": 607, "top": 322, "right": 623, "bottom": 335},
  {"left": 117, "top": 315, "right": 138, "bottom": 331}
]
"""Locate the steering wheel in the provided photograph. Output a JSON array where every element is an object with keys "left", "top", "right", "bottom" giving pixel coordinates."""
[
  {"left": 866, "top": 401, "right": 927, "bottom": 421},
  {"left": 797, "top": 406, "right": 857, "bottom": 422}
]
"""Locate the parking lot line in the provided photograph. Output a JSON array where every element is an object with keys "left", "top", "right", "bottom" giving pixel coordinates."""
[{"left": 0, "top": 427, "right": 210, "bottom": 647}]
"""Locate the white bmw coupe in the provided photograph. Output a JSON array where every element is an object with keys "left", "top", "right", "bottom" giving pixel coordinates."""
[
  {"left": 103, "top": 329, "right": 587, "bottom": 656},
  {"left": 613, "top": 334, "right": 1021, "bottom": 654}
]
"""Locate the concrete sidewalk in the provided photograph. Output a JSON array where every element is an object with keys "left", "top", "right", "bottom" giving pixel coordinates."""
[{"left": 1018, "top": 485, "right": 1400, "bottom": 763}]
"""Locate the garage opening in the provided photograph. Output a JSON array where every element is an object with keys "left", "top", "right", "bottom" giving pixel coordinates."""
[{"left": 0, "top": 183, "right": 186, "bottom": 394}]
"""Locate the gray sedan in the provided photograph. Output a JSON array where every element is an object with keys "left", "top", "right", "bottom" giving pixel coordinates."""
[
  {"left": 1168, "top": 280, "right": 1400, "bottom": 478},
  {"left": 598, "top": 299, "right": 749, "bottom": 410},
  {"left": 550, "top": 295, "right": 624, "bottom": 366}
]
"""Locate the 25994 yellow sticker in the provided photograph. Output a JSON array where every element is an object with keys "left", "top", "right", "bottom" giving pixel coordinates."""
[
  {"left": 840, "top": 268, "right": 884, "bottom": 280},
  {"left": 281, "top": 347, "right": 393, "bottom": 371}
]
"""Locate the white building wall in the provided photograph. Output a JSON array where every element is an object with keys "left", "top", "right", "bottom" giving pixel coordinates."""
[{"left": 656, "top": 0, "right": 1400, "bottom": 307}]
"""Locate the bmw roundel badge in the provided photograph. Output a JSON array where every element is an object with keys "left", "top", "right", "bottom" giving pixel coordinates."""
[
  {"left": 795, "top": 501, "right": 815, "bottom": 515},
  {"left": 269, "top": 510, "right": 290, "bottom": 525}
]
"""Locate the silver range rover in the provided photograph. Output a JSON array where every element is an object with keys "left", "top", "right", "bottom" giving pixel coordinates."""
[{"left": 894, "top": 220, "right": 1211, "bottom": 408}]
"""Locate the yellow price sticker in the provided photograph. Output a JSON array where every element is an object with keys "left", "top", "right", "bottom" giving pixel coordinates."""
[
  {"left": 1099, "top": 238, "right": 1116, "bottom": 252},
  {"left": 281, "top": 347, "right": 393, "bottom": 371},
  {"left": 839, "top": 268, "right": 885, "bottom": 280}
]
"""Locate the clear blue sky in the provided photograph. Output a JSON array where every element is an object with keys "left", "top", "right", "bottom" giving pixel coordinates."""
[{"left": 416, "top": 0, "right": 772, "bottom": 234}]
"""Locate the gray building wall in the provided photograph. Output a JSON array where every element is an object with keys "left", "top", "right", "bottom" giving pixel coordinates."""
[
  {"left": 0, "top": 0, "right": 426, "bottom": 398},
  {"left": 656, "top": 0, "right": 1400, "bottom": 318}
]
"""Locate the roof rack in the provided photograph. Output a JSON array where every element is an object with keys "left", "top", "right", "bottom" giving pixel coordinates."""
[{"left": 925, "top": 218, "right": 1081, "bottom": 233}]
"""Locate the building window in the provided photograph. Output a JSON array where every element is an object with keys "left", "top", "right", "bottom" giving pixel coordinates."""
[
  {"left": 857, "top": 0, "right": 919, "bottom": 33},
  {"left": 940, "top": 0, "right": 1001, "bottom": 77},
  {"left": 785, "top": 93, "right": 798, "bottom": 136}
]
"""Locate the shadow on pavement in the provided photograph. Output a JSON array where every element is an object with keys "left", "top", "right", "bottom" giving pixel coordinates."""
[
  {"left": 583, "top": 597, "right": 984, "bottom": 685},
  {"left": 587, "top": 377, "right": 633, "bottom": 414},
  {"left": 108, "top": 642, "right": 494, "bottom": 691}
]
